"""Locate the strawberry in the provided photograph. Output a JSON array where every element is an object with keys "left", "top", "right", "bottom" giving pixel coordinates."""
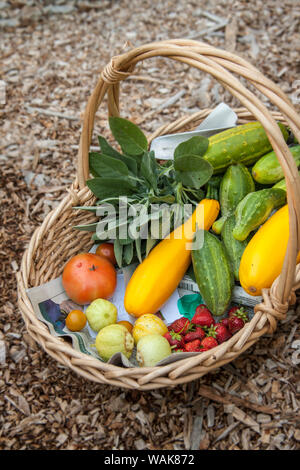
[
  {"left": 184, "top": 339, "right": 201, "bottom": 352},
  {"left": 228, "top": 316, "right": 245, "bottom": 334},
  {"left": 168, "top": 317, "right": 191, "bottom": 334},
  {"left": 184, "top": 326, "right": 206, "bottom": 343},
  {"left": 220, "top": 317, "right": 230, "bottom": 328},
  {"left": 192, "top": 306, "right": 215, "bottom": 328},
  {"left": 227, "top": 306, "right": 249, "bottom": 334},
  {"left": 200, "top": 336, "right": 218, "bottom": 350},
  {"left": 214, "top": 323, "right": 232, "bottom": 344},
  {"left": 228, "top": 306, "right": 248, "bottom": 320},
  {"left": 164, "top": 330, "right": 184, "bottom": 349}
]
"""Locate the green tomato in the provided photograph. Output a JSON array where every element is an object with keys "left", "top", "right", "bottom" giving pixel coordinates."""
[
  {"left": 86, "top": 298, "right": 117, "bottom": 332},
  {"left": 95, "top": 324, "right": 134, "bottom": 361},
  {"left": 136, "top": 334, "right": 171, "bottom": 367}
]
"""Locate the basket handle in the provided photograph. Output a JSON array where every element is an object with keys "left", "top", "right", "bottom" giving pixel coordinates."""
[{"left": 77, "top": 39, "right": 300, "bottom": 305}]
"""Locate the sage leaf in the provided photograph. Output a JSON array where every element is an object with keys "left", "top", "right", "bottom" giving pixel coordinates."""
[
  {"left": 145, "top": 237, "right": 157, "bottom": 257},
  {"left": 86, "top": 177, "right": 136, "bottom": 200},
  {"left": 123, "top": 242, "right": 134, "bottom": 265},
  {"left": 174, "top": 155, "right": 213, "bottom": 189},
  {"left": 98, "top": 136, "right": 138, "bottom": 175},
  {"left": 135, "top": 237, "right": 142, "bottom": 263},
  {"left": 73, "top": 222, "right": 99, "bottom": 232},
  {"left": 114, "top": 238, "right": 123, "bottom": 268},
  {"left": 109, "top": 117, "right": 148, "bottom": 157},
  {"left": 141, "top": 151, "right": 158, "bottom": 190},
  {"left": 89, "top": 152, "right": 129, "bottom": 179},
  {"left": 174, "top": 136, "right": 209, "bottom": 159}
]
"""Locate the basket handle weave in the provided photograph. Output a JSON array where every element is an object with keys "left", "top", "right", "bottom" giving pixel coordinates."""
[{"left": 76, "top": 39, "right": 300, "bottom": 307}]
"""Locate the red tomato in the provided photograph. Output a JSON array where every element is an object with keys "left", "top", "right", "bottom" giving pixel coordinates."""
[
  {"left": 95, "top": 243, "right": 116, "bottom": 266},
  {"left": 62, "top": 253, "right": 116, "bottom": 305}
]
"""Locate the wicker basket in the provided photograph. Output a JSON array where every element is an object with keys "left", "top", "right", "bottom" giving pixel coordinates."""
[{"left": 17, "top": 39, "right": 300, "bottom": 390}]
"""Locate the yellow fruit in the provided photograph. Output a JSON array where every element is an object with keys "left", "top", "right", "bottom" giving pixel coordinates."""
[
  {"left": 132, "top": 314, "right": 168, "bottom": 344},
  {"left": 239, "top": 204, "right": 300, "bottom": 296},
  {"left": 124, "top": 199, "right": 219, "bottom": 317}
]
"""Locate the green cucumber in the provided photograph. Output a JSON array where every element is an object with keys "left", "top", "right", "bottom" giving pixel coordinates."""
[
  {"left": 212, "top": 163, "right": 255, "bottom": 234},
  {"left": 252, "top": 145, "right": 300, "bottom": 184},
  {"left": 273, "top": 170, "right": 300, "bottom": 191},
  {"left": 233, "top": 188, "right": 286, "bottom": 241},
  {"left": 203, "top": 121, "right": 289, "bottom": 174},
  {"left": 221, "top": 215, "right": 249, "bottom": 282},
  {"left": 192, "top": 230, "right": 234, "bottom": 316}
]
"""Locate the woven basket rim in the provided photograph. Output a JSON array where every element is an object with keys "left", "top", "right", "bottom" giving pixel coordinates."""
[{"left": 17, "top": 39, "right": 300, "bottom": 390}]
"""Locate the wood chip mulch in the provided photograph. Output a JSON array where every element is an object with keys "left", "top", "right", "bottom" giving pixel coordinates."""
[{"left": 0, "top": 0, "right": 299, "bottom": 450}]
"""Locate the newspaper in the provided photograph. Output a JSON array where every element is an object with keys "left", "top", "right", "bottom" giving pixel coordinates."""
[{"left": 26, "top": 103, "right": 262, "bottom": 369}]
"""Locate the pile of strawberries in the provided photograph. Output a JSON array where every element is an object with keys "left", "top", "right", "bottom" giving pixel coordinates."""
[{"left": 164, "top": 304, "right": 249, "bottom": 353}]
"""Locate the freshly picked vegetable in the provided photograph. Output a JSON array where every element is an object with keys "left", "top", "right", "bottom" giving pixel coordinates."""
[
  {"left": 65, "top": 309, "right": 87, "bottom": 332},
  {"left": 191, "top": 230, "right": 234, "bottom": 316},
  {"left": 85, "top": 298, "right": 117, "bottom": 332},
  {"left": 233, "top": 188, "right": 286, "bottom": 241},
  {"left": 132, "top": 314, "right": 168, "bottom": 344},
  {"left": 212, "top": 163, "right": 255, "bottom": 234},
  {"left": 202, "top": 121, "right": 289, "bottom": 173},
  {"left": 95, "top": 324, "right": 134, "bottom": 361},
  {"left": 62, "top": 253, "right": 116, "bottom": 305},
  {"left": 136, "top": 334, "right": 171, "bottom": 367},
  {"left": 252, "top": 145, "right": 300, "bottom": 185},
  {"left": 75, "top": 117, "right": 214, "bottom": 268}
]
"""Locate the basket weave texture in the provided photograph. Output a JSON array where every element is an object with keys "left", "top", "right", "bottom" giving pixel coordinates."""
[{"left": 17, "top": 40, "right": 300, "bottom": 390}]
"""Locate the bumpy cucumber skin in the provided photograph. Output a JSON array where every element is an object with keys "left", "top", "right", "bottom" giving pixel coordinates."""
[
  {"left": 192, "top": 230, "right": 234, "bottom": 316},
  {"left": 221, "top": 215, "right": 249, "bottom": 282},
  {"left": 252, "top": 145, "right": 300, "bottom": 184},
  {"left": 212, "top": 163, "right": 255, "bottom": 234},
  {"left": 233, "top": 188, "right": 287, "bottom": 241},
  {"left": 203, "top": 122, "right": 289, "bottom": 174}
]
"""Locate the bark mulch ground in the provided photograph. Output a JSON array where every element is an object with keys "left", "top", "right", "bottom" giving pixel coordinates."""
[{"left": 1, "top": 0, "right": 299, "bottom": 450}]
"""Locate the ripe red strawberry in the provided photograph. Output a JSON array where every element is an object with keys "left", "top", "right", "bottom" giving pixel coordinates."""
[
  {"left": 184, "top": 326, "right": 206, "bottom": 343},
  {"left": 184, "top": 339, "right": 201, "bottom": 352},
  {"left": 214, "top": 323, "right": 232, "bottom": 344},
  {"left": 228, "top": 306, "right": 248, "bottom": 320},
  {"left": 192, "top": 305, "right": 215, "bottom": 328},
  {"left": 201, "top": 336, "right": 218, "bottom": 350},
  {"left": 228, "top": 316, "right": 245, "bottom": 334},
  {"left": 168, "top": 317, "right": 191, "bottom": 334},
  {"left": 220, "top": 317, "right": 230, "bottom": 328},
  {"left": 164, "top": 330, "right": 184, "bottom": 349}
]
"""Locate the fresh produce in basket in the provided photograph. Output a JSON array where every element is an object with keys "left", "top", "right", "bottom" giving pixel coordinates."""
[
  {"left": 221, "top": 214, "right": 250, "bottom": 281},
  {"left": 212, "top": 163, "right": 255, "bottom": 234},
  {"left": 192, "top": 305, "right": 215, "bottom": 327},
  {"left": 132, "top": 314, "right": 168, "bottom": 344},
  {"left": 233, "top": 187, "right": 286, "bottom": 241},
  {"left": 94, "top": 324, "right": 134, "bottom": 361},
  {"left": 239, "top": 204, "right": 300, "bottom": 295},
  {"left": 62, "top": 253, "right": 116, "bottom": 305},
  {"left": 252, "top": 145, "right": 300, "bottom": 184},
  {"left": 191, "top": 230, "right": 234, "bottom": 316},
  {"left": 76, "top": 117, "right": 215, "bottom": 268},
  {"left": 85, "top": 298, "right": 117, "bottom": 332},
  {"left": 136, "top": 334, "right": 172, "bottom": 367},
  {"left": 202, "top": 121, "right": 289, "bottom": 173},
  {"left": 124, "top": 198, "right": 219, "bottom": 317},
  {"left": 65, "top": 309, "right": 87, "bottom": 332},
  {"left": 95, "top": 242, "right": 117, "bottom": 266}
]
